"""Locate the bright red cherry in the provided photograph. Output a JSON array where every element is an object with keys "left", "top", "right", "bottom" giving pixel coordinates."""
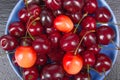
[
  {"left": 63, "top": 52, "right": 83, "bottom": 75},
  {"left": 54, "top": 15, "right": 74, "bottom": 33}
]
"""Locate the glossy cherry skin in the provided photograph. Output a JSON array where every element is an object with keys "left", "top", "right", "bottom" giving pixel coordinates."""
[
  {"left": 32, "top": 37, "right": 51, "bottom": 54},
  {"left": 18, "top": 8, "right": 28, "bottom": 23},
  {"left": 53, "top": 9, "right": 64, "bottom": 17},
  {"left": 40, "top": 64, "right": 64, "bottom": 80},
  {"left": 81, "top": 50, "right": 96, "bottom": 67},
  {"left": 79, "top": 30, "right": 97, "bottom": 47},
  {"left": 45, "top": 0, "right": 62, "bottom": 10},
  {"left": 15, "top": 46, "right": 37, "bottom": 68},
  {"left": 87, "top": 44, "right": 101, "bottom": 55},
  {"left": 40, "top": 8, "right": 54, "bottom": 28},
  {"left": 66, "top": 11, "right": 82, "bottom": 24},
  {"left": 94, "top": 53, "right": 112, "bottom": 73},
  {"left": 28, "top": 4, "right": 41, "bottom": 18},
  {"left": 74, "top": 70, "right": 91, "bottom": 80},
  {"left": 28, "top": 21, "right": 43, "bottom": 36},
  {"left": 24, "top": 0, "right": 41, "bottom": 5},
  {"left": 96, "top": 26, "right": 115, "bottom": 45},
  {"left": 20, "top": 37, "right": 33, "bottom": 46},
  {"left": 23, "top": 66, "right": 39, "bottom": 80},
  {"left": 35, "top": 54, "right": 47, "bottom": 66},
  {"left": 63, "top": 0, "right": 84, "bottom": 13},
  {"left": 63, "top": 52, "right": 83, "bottom": 75},
  {"left": 8, "top": 21, "right": 26, "bottom": 38},
  {"left": 60, "top": 33, "right": 80, "bottom": 51},
  {"left": 95, "top": 7, "right": 112, "bottom": 23},
  {"left": 0, "top": 35, "right": 18, "bottom": 51},
  {"left": 81, "top": 16, "right": 96, "bottom": 30},
  {"left": 83, "top": 0, "right": 98, "bottom": 14},
  {"left": 46, "top": 27, "right": 58, "bottom": 35},
  {"left": 54, "top": 15, "right": 74, "bottom": 33},
  {"left": 48, "top": 32, "right": 62, "bottom": 48}
]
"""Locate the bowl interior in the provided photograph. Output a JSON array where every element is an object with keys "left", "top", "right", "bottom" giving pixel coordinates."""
[{"left": 5, "top": 0, "right": 119, "bottom": 80}]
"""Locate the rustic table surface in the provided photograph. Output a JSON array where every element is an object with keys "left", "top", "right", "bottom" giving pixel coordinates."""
[{"left": 0, "top": 0, "right": 120, "bottom": 80}]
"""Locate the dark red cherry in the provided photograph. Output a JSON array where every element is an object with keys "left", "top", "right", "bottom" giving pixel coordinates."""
[
  {"left": 47, "top": 48, "right": 65, "bottom": 63},
  {"left": 18, "top": 8, "right": 28, "bottom": 23},
  {"left": 95, "top": 7, "right": 112, "bottom": 23},
  {"left": 96, "top": 26, "right": 115, "bottom": 45},
  {"left": 81, "top": 16, "right": 96, "bottom": 30},
  {"left": 74, "top": 70, "right": 91, "bottom": 80},
  {"left": 28, "top": 4, "right": 41, "bottom": 18},
  {"left": 48, "top": 32, "right": 62, "bottom": 48},
  {"left": 63, "top": 0, "right": 84, "bottom": 13},
  {"left": 45, "top": 0, "right": 62, "bottom": 10},
  {"left": 87, "top": 44, "right": 101, "bottom": 54},
  {"left": 79, "top": 30, "right": 97, "bottom": 47},
  {"left": 66, "top": 11, "right": 82, "bottom": 24},
  {"left": 94, "top": 53, "right": 112, "bottom": 73},
  {"left": 23, "top": 66, "right": 39, "bottom": 80},
  {"left": 40, "top": 8, "right": 54, "bottom": 28},
  {"left": 28, "top": 21, "right": 43, "bottom": 36},
  {"left": 35, "top": 54, "right": 47, "bottom": 66},
  {"left": 20, "top": 37, "right": 33, "bottom": 46},
  {"left": 40, "top": 64, "right": 64, "bottom": 80},
  {"left": 77, "top": 46, "right": 85, "bottom": 54},
  {"left": 81, "top": 50, "right": 96, "bottom": 67},
  {"left": 0, "top": 35, "right": 18, "bottom": 51},
  {"left": 53, "top": 9, "right": 64, "bottom": 17},
  {"left": 32, "top": 37, "right": 51, "bottom": 54},
  {"left": 46, "top": 27, "right": 58, "bottom": 35},
  {"left": 60, "top": 33, "right": 80, "bottom": 51},
  {"left": 83, "top": 0, "right": 98, "bottom": 14},
  {"left": 8, "top": 21, "right": 26, "bottom": 38}
]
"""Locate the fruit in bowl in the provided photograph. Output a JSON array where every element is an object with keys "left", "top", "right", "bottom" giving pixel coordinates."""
[{"left": 0, "top": 0, "right": 119, "bottom": 80}]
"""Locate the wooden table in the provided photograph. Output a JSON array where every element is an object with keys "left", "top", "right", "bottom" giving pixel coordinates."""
[{"left": 0, "top": 0, "right": 120, "bottom": 80}]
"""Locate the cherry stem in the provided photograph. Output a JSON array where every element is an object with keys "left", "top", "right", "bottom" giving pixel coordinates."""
[
  {"left": 24, "top": 0, "right": 29, "bottom": 12},
  {"left": 25, "top": 16, "right": 34, "bottom": 36},
  {"left": 111, "top": 40, "right": 120, "bottom": 50},
  {"left": 73, "top": 13, "right": 88, "bottom": 33},
  {"left": 74, "top": 30, "right": 95, "bottom": 55},
  {"left": 26, "top": 17, "right": 40, "bottom": 40},
  {"left": 87, "top": 65, "right": 90, "bottom": 80},
  {"left": 103, "top": 68, "right": 106, "bottom": 80}
]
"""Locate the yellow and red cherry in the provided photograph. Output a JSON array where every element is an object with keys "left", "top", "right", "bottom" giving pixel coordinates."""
[
  {"left": 54, "top": 15, "right": 74, "bottom": 33},
  {"left": 63, "top": 52, "right": 83, "bottom": 75}
]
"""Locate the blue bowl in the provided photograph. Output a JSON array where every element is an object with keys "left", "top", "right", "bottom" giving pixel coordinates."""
[{"left": 5, "top": 0, "right": 119, "bottom": 80}]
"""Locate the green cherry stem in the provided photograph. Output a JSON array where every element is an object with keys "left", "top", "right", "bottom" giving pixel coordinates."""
[
  {"left": 73, "top": 13, "right": 88, "bottom": 33},
  {"left": 24, "top": 0, "right": 29, "bottom": 12},
  {"left": 26, "top": 17, "right": 40, "bottom": 40},
  {"left": 74, "top": 30, "right": 95, "bottom": 55}
]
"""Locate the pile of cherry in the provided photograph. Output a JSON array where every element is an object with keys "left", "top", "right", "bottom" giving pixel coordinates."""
[{"left": 0, "top": 0, "right": 117, "bottom": 80}]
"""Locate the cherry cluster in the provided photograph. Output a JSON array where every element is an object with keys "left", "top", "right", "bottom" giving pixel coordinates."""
[{"left": 0, "top": 0, "right": 116, "bottom": 80}]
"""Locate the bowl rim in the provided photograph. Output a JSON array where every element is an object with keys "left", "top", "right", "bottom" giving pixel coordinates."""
[{"left": 5, "top": 0, "right": 119, "bottom": 80}]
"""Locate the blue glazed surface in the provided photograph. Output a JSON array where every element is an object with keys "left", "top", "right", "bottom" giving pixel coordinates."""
[{"left": 5, "top": 0, "right": 119, "bottom": 80}]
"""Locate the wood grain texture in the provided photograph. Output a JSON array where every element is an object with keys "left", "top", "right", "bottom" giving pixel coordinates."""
[{"left": 0, "top": 0, "right": 120, "bottom": 80}]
